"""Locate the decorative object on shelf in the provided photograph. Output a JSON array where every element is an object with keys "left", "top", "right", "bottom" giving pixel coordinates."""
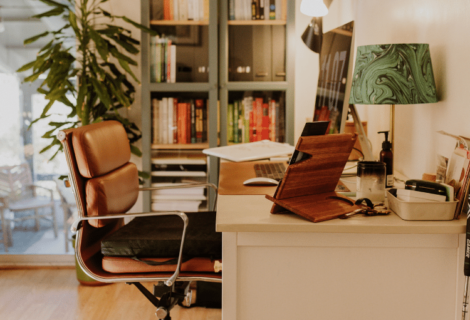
[
  {"left": 300, "top": 0, "right": 328, "bottom": 17},
  {"left": 17, "top": 0, "right": 155, "bottom": 163},
  {"left": 349, "top": 43, "right": 438, "bottom": 152},
  {"left": 301, "top": 17, "right": 322, "bottom": 53}
]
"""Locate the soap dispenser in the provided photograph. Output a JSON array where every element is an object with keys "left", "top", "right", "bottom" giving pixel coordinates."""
[{"left": 378, "top": 131, "right": 393, "bottom": 187}]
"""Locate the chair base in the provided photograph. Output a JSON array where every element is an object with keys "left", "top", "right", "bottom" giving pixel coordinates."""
[{"left": 128, "top": 281, "right": 191, "bottom": 320}]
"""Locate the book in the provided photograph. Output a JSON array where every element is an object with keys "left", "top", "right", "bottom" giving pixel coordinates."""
[
  {"left": 172, "top": 98, "right": 178, "bottom": 143},
  {"left": 168, "top": 97, "right": 174, "bottom": 144},
  {"left": 187, "top": 0, "right": 194, "bottom": 20},
  {"left": 195, "top": 99, "right": 204, "bottom": 143},
  {"left": 243, "top": 97, "right": 252, "bottom": 143},
  {"left": 259, "top": 0, "right": 265, "bottom": 19},
  {"left": 261, "top": 103, "right": 269, "bottom": 140},
  {"left": 161, "top": 98, "right": 168, "bottom": 144},
  {"left": 177, "top": 102, "right": 188, "bottom": 143},
  {"left": 169, "top": 0, "right": 174, "bottom": 20},
  {"left": 179, "top": 0, "right": 188, "bottom": 21},
  {"left": 155, "top": 37, "right": 162, "bottom": 83},
  {"left": 251, "top": 0, "right": 257, "bottom": 20},
  {"left": 233, "top": 100, "right": 239, "bottom": 143},
  {"left": 255, "top": 98, "right": 263, "bottom": 141},
  {"left": 150, "top": 0, "right": 164, "bottom": 20},
  {"left": 163, "top": 0, "right": 171, "bottom": 20},
  {"left": 152, "top": 98, "right": 159, "bottom": 144},
  {"left": 238, "top": 100, "right": 245, "bottom": 143},
  {"left": 170, "top": 44, "right": 176, "bottom": 83},
  {"left": 269, "top": 0, "right": 275, "bottom": 20},
  {"left": 190, "top": 100, "right": 196, "bottom": 143},
  {"left": 203, "top": 0, "right": 209, "bottom": 21}
]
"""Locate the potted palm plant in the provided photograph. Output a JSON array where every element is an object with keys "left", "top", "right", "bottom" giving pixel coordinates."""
[{"left": 18, "top": 0, "right": 155, "bottom": 175}]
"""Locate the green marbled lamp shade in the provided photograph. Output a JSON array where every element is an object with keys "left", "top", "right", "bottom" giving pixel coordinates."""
[{"left": 349, "top": 44, "right": 437, "bottom": 105}]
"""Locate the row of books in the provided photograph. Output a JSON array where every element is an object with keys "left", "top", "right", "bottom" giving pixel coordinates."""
[
  {"left": 150, "top": 36, "right": 176, "bottom": 83},
  {"left": 152, "top": 98, "right": 208, "bottom": 145},
  {"left": 229, "top": 0, "right": 287, "bottom": 21},
  {"left": 150, "top": 0, "right": 209, "bottom": 21},
  {"left": 227, "top": 96, "right": 285, "bottom": 143}
]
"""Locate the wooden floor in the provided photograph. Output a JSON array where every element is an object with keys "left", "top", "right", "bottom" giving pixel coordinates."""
[{"left": 0, "top": 268, "right": 221, "bottom": 320}]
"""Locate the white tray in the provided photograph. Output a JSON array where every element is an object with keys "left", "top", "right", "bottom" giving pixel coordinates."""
[{"left": 387, "top": 190, "right": 458, "bottom": 221}]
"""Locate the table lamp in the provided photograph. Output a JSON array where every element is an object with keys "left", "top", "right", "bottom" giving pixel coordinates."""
[{"left": 349, "top": 43, "right": 438, "bottom": 151}]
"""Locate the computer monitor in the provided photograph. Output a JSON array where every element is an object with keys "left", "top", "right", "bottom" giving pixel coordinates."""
[
  {"left": 313, "top": 21, "right": 354, "bottom": 134},
  {"left": 313, "top": 21, "right": 373, "bottom": 160}
]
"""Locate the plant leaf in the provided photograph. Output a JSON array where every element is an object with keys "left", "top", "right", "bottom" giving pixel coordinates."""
[
  {"left": 16, "top": 60, "right": 36, "bottom": 73},
  {"left": 130, "top": 144, "right": 142, "bottom": 157},
  {"left": 39, "top": 0, "right": 69, "bottom": 9},
  {"left": 117, "top": 59, "right": 139, "bottom": 83},
  {"left": 119, "top": 16, "right": 157, "bottom": 36},
  {"left": 33, "top": 7, "right": 64, "bottom": 19},
  {"left": 24, "top": 31, "right": 49, "bottom": 45}
]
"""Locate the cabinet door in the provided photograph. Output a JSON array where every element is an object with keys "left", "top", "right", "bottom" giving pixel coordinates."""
[
  {"left": 271, "top": 25, "right": 286, "bottom": 81},
  {"left": 229, "top": 26, "right": 253, "bottom": 81},
  {"left": 252, "top": 26, "right": 272, "bottom": 81}
]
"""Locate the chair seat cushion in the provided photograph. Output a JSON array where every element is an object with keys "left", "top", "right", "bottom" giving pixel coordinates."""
[
  {"left": 9, "top": 197, "right": 53, "bottom": 211},
  {"left": 102, "top": 256, "right": 220, "bottom": 274},
  {"left": 101, "top": 211, "right": 221, "bottom": 260}
]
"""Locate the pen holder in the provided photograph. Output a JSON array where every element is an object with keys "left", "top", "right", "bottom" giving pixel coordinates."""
[{"left": 356, "top": 161, "right": 386, "bottom": 203}]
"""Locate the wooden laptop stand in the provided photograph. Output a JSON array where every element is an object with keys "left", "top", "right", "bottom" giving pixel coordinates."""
[{"left": 266, "top": 133, "right": 361, "bottom": 222}]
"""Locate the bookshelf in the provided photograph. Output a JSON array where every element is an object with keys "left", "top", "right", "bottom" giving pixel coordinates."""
[{"left": 141, "top": 0, "right": 295, "bottom": 212}]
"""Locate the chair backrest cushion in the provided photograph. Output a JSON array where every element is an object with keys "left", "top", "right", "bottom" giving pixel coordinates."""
[
  {"left": 86, "top": 163, "right": 139, "bottom": 227},
  {"left": 72, "top": 121, "right": 131, "bottom": 179},
  {"left": 70, "top": 121, "right": 138, "bottom": 228}
]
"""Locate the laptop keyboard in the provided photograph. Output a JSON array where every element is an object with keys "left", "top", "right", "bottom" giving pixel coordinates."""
[{"left": 254, "top": 163, "right": 286, "bottom": 181}]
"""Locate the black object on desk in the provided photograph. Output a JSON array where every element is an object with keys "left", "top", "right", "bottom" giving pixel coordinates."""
[
  {"left": 289, "top": 121, "right": 329, "bottom": 165},
  {"left": 405, "top": 179, "right": 448, "bottom": 200}
]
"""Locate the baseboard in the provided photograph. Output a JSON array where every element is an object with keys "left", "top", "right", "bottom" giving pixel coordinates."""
[{"left": 0, "top": 254, "right": 75, "bottom": 268}]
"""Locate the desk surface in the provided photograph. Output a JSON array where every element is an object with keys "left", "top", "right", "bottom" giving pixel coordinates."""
[{"left": 216, "top": 194, "right": 466, "bottom": 234}]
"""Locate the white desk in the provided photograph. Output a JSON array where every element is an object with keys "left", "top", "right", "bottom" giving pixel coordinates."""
[{"left": 217, "top": 194, "right": 466, "bottom": 320}]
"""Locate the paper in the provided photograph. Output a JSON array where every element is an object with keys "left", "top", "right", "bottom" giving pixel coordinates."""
[{"left": 203, "top": 140, "right": 294, "bottom": 162}]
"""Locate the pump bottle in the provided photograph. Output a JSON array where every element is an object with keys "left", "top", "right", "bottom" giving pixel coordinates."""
[{"left": 378, "top": 131, "right": 393, "bottom": 187}]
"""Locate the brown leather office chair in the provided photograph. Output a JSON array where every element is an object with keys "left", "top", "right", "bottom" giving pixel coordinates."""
[{"left": 58, "top": 121, "right": 221, "bottom": 319}]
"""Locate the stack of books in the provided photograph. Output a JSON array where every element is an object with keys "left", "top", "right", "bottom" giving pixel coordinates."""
[
  {"left": 227, "top": 96, "right": 285, "bottom": 144},
  {"left": 152, "top": 98, "right": 208, "bottom": 145},
  {"left": 150, "top": 36, "right": 176, "bottom": 83},
  {"left": 150, "top": 0, "right": 209, "bottom": 21},
  {"left": 229, "top": 0, "right": 287, "bottom": 21}
]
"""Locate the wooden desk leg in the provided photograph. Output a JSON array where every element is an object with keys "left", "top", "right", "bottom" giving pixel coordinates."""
[{"left": 223, "top": 232, "right": 238, "bottom": 320}]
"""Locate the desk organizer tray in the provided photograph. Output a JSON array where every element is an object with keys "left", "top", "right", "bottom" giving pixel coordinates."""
[{"left": 387, "top": 189, "right": 458, "bottom": 221}]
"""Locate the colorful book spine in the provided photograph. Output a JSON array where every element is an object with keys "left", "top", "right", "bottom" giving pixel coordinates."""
[
  {"left": 152, "top": 98, "right": 159, "bottom": 144},
  {"left": 173, "top": 98, "right": 178, "bottom": 143},
  {"left": 261, "top": 102, "right": 269, "bottom": 140},
  {"left": 269, "top": 0, "right": 275, "bottom": 19},
  {"left": 163, "top": 0, "right": 171, "bottom": 20},
  {"left": 255, "top": 98, "right": 263, "bottom": 141},
  {"left": 168, "top": 97, "right": 174, "bottom": 144},
  {"left": 195, "top": 99, "right": 204, "bottom": 143},
  {"left": 243, "top": 97, "right": 252, "bottom": 143},
  {"left": 269, "top": 99, "right": 276, "bottom": 141},
  {"left": 233, "top": 100, "right": 239, "bottom": 143},
  {"left": 190, "top": 100, "right": 196, "bottom": 143},
  {"left": 177, "top": 102, "right": 187, "bottom": 143}
]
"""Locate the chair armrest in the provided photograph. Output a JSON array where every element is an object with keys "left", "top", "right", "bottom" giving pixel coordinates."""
[
  {"left": 28, "top": 184, "right": 54, "bottom": 199},
  {"left": 72, "top": 210, "right": 188, "bottom": 287},
  {"left": 139, "top": 183, "right": 218, "bottom": 210}
]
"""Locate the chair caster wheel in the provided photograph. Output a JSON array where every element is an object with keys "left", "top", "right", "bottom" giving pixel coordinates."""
[{"left": 155, "top": 307, "right": 168, "bottom": 319}]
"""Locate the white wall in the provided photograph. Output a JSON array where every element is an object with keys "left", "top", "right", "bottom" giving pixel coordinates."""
[
  {"left": 294, "top": 0, "right": 321, "bottom": 141},
  {"left": 311, "top": 0, "right": 470, "bottom": 179}
]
